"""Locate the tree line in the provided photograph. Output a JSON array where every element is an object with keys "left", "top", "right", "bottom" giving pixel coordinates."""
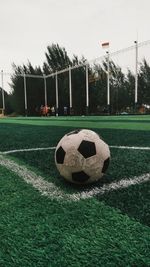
[{"left": 1, "top": 43, "right": 150, "bottom": 115}]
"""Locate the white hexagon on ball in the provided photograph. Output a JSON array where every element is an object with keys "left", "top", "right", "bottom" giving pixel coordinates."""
[{"left": 55, "top": 129, "right": 110, "bottom": 184}]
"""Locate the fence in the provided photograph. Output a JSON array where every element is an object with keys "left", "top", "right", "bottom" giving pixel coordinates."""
[{"left": 1, "top": 40, "right": 150, "bottom": 116}]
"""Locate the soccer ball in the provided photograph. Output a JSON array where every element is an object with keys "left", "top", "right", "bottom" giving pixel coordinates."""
[{"left": 55, "top": 129, "right": 110, "bottom": 184}]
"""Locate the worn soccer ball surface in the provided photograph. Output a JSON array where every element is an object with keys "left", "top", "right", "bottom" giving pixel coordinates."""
[{"left": 55, "top": 129, "right": 110, "bottom": 184}]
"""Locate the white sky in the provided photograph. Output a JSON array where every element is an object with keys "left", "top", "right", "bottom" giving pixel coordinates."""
[{"left": 1, "top": 0, "right": 150, "bottom": 92}]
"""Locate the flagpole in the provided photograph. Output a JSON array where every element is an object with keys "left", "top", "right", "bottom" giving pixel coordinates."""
[
  {"left": 134, "top": 40, "right": 138, "bottom": 112},
  {"left": 106, "top": 51, "right": 110, "bottom": 114},
  {"left": 23, "top": 73, "right": 28, "bottom": 116},
  {"left": 55, "top": 71, "right": 59, "bottom": 116},
  {"left": 69, "top": 66, "right": 73, "bottom": 115},
  {"left": 85, "top": 64, "right": 89, "bottom": 115},
  {"left": 1, "top": 70, "right": 5, "bottom": 115},
  {"left": 102, "top": 42, "right": 110, "bottom": 114}
]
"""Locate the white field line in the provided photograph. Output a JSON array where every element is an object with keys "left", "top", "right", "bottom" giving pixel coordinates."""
[
  {"left": 0, "top": 147, "right": 56, "bottom": 155},
  {"left": 0, "top": 145, "right": 150, "bottom": 155},
  {"left": 0, "top": 155, "right": 65, "bottom": 200},
  {"left": 0, "top": 155, "right": 149, "bottom": 201},
  {"left": 110, "top": 145, "right": 150, "bottom": 150}
]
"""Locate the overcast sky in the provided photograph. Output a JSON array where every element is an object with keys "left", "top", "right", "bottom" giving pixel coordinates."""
[{"left": 1, "top": 0, "right": 150, "bottom": 92}]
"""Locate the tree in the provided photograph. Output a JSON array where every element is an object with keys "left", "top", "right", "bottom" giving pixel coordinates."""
[
  {"left": 10, "top": 62, "right": 44, "bottom": 115},
  {"left": 43, "top": 45, "right": 87, "bottom": 115},
  {"left": 0, "top": 88, "right": 13, "bottom": 114},
  {"left": 9, "top": 43, "right": 150, "bottom": 116},
  {"left": 125, "top": 70, "right": 135, "bottom": 111},
  {"left": 138, "top": 59, "right": 150, "bottom": 105},
  {"left": 43, "top": 43, "right": 71, "bottom": 73},
  {"left": 109, "top": 61, "right": 127, "bottom": 113},
  {"left": 91, "top": 60, "right": 128, "bottom": 114},
  {"left": 88, "top": 63, "right": 107, "bottom": 114}
]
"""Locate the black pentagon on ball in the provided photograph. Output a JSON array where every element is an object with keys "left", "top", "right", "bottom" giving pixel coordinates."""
[
  {"left": 102, "top": 157, "right": 110, "bottom": 173},
  {"left": 72, "top": 171, "right": 90, "bottom": 183},
  {"left": 67, "top": 129, "right": 81, "bottom": 136},
  {"left": 56, "top": 146, "right": 66, "bottom": 164},
  {"left": 78, "top": 140, "right": 96, "bottom": 158}
]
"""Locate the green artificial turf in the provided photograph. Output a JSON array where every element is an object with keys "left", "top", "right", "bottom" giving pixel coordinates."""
[
  {"left": 0, "top": 114, "right": 150, "bottom": 130},
  {"left": 0, "top": 166, "right": 150, "bottom": 267},
  {"left": 6, "top": 147, "right": 149, "bottom": 227},
  {"left": 0, "top": 115, "right": 150, "bottom": 266}
]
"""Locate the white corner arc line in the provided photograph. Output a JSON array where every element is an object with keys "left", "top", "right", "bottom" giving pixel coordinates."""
[
  {"left": 0, "top": 155, "right": 149, "bottom": 201},
  {"left": 0, "top": 147, "right": 56, "bottom": 155},
  {"left": 110, "top": 145, "right": 150, "bottom": 150},
  {"left": 0, "top": 145, "right": 150, "bottom": 155},
  {"left": 0, "top": 155, "right": 64, "bottom": 200}
]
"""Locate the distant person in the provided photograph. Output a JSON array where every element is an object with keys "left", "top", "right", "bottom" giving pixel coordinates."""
[
  {"left": 40, "top": 105, "right": 44, "bottom": 116},
  {"left": 51, "top": 106, "right": 55, "bottom": 116},
  {"left": 64, "top": 106, "right": 68, "bottom": 115},
  {"left": 44, "top": 105, "right": 49, "bottom": 116}
]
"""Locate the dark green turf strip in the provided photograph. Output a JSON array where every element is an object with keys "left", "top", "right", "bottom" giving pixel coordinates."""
[
  {"left": 0, "top": 124, "right": 65, "bottom": 152},
  {"left": 9, "top": 148, "right": 150, "bottom": 184},
  {"left": 97, "top": 181, "right": 150, "bottom": 227},
  {"left": 1, "top": 115, "right": 150, "bottom": 130},
  {"left": 0, "top": 124, "right": 150, "bottom": 151},
  {"left": 0, "top": 166, "right": 150, "bottom": 267}
]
